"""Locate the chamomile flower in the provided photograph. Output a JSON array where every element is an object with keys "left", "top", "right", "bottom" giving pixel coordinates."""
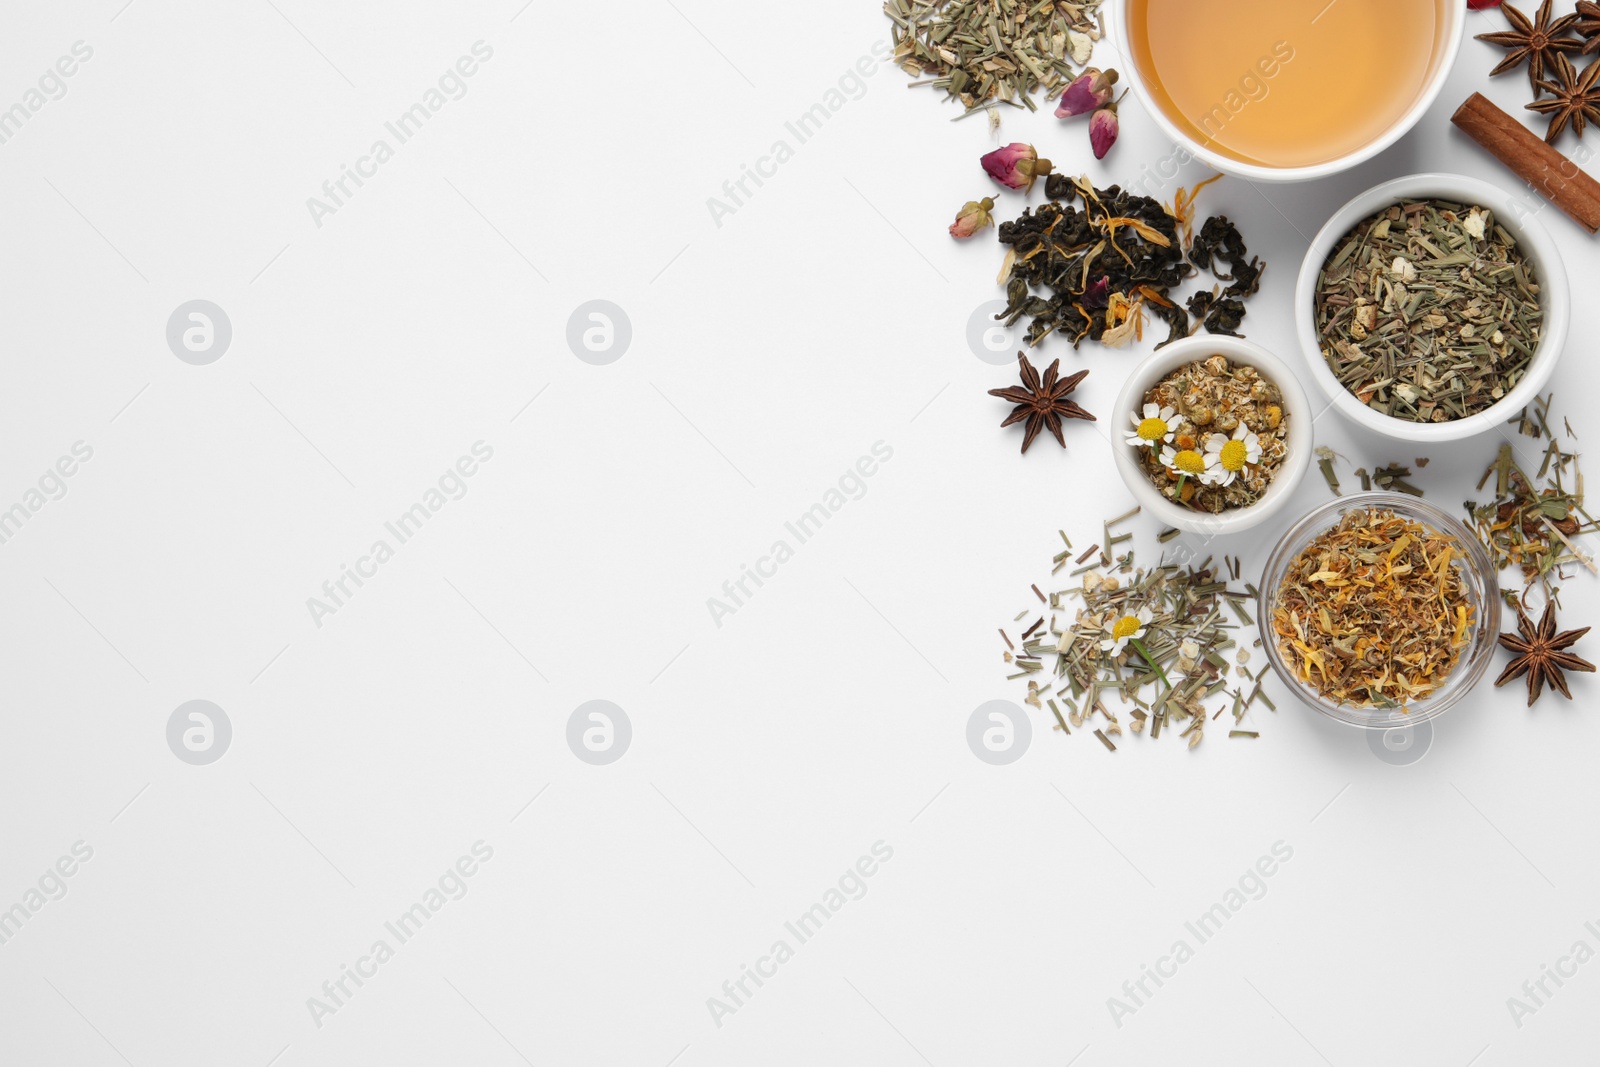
[
  {"left": 1100, "top": 606, "right": 1153, "bottom": 655},
  {"left": 1124, "top": 403, "right": 1179, "bottom": 449},
  {"left": 1158, "top": 444, "right": 1213, "bottom": 480},
  {"left": 1203, "top": 425, "right": 1263, "bottom": 486}
]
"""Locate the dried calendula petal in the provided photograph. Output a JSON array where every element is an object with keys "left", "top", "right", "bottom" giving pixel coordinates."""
[{"left": 1272, "top": 507, "right": 1473, "bottom": 708}]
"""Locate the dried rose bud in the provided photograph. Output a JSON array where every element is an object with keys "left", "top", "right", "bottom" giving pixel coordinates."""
[
  {"left": 1055, "top": 68, "right": 1118, "bottom": 119},
  {"left": 980, "top": 142, "right": 1053, "bottom": 192},
  {"left": 1090, "top": 104, "right": 1119, "bottom": 160},
  {"left": 949, "top": 196, "right": 996, "bottom": 238}
]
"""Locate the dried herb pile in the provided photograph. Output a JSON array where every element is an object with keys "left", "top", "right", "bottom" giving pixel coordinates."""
[
  {"left": 995, "top": 176, "right": 1261, "bottom": 350},
  {"left": 1272, "top": 508, "right": 1474, "bottom": 708},
  {"left": 1467, "top": 416, "right": 1598, "bottom": 604},
  {"left": 1314, "top": 199, "right": 1542, "bottom": 423},
  {"left": 1467, "top": 400, "right": 1600, "bottom": 705},
  {"left": 886, "top": 0, "right": 1104, "bottom": 117},
  {"left": 1000, "top": 511, "right": 1274, "bottom": 752}
]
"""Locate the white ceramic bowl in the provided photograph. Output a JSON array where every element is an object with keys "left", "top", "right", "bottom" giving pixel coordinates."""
[
  {"left": 1111, "top": 335, "right": 1313, "bottom": 535},
  {"left": 1108, "top": 0, "right": 1463, "bottom": 183},
  {"left": 1294, "top": 173, "right": 1569, "bottom": 444}
]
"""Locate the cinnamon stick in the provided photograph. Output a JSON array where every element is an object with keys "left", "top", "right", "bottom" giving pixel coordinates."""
[{"left": 1452, "top": 92, "right": 1600, "bottom": 234}]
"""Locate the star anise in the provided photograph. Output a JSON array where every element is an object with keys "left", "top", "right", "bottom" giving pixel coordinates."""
[
  {"left": 1494, "top": 602, "right": 1595, "bottom": 706},
  {"left": 1527, "top": 53, "right": 1600, "bottom": 141},
  {"left": 1577, "top": 0, "right": 1600, "bottom": 55},
  {"left": 988, "top": 352, "right": 1094, "bottom": 454},
  {"left": 1476, "top": 0, "right": 1583, "bottom": 92}
]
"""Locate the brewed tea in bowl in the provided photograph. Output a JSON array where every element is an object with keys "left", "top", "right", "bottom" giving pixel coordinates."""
[{"left": 1112, "top": 0, "right": 1463, "bottom": 182}]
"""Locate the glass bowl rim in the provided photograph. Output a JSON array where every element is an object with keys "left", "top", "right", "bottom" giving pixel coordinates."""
[{"left": 1256, "top": 491, "right": 1502, "bottom": 729}]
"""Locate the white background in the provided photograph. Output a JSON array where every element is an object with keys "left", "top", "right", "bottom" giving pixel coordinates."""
[{"left": 1, "top": 2, "right": 1598, "bottom": 1065}]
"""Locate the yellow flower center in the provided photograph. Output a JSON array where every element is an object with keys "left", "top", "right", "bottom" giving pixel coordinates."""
[
  {"left": 1112, "top": 615, "right": 1141, "bottom": 640},
  {"left": 1219, "top": 439, "right": 1249, "bottom": 471},
  {"left": 1137, "top": 417, "right": 1168, "bottom": 441},
  {"left": 1174, "top": 449, "right": 1206, "bottom": 474}
]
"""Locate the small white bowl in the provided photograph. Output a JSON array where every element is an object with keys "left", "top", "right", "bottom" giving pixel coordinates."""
[
  {"left": 1108, "top": 0, "right": 1462, "bottom": 183},
  {"left": 1111, "top": 336, "right": 1312, "bottom": 536},
  {"left": 1294, "top": 173, "right": 1569, "bottom": 444}
]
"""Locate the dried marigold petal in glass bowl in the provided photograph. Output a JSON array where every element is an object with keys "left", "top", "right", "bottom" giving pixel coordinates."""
[{"left": 1257, "top": 493, "right": 1502, "bottom": 728}]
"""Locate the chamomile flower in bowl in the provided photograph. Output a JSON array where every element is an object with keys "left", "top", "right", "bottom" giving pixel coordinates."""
[
  {"left": 1111, "top": 336, "right": 1312, "bottom": 535},
  {"left": 1156, "top": 442, "right": 1216, "bottom": 491},
  {"left": 1124, "top": 404, "right": 1179, "bottom": 450},
  {"left": 1203, "top": 425, "right": 1263, "bottom": 487}
]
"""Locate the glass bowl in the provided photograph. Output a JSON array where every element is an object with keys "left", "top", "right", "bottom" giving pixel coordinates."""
[{"left": 1257, "top": 492, "right": 1501, "bottom": 729}]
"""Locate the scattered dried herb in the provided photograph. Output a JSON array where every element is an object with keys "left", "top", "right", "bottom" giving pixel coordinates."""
[
  {"left": 1314, "top": 199, "right": 1541, "bottom": 423},
  {"left": 1467, "top": 440, "right": 1597, "bottom": 599},
  {"left": 1124, "top": 354, "right": 1289, "bottom": 513},
  {"left": 988, "top": 352, "right": 1095, "bottom": 453},
  {"left": 1528, "top": 52, "right": 1600, "bottom": 142},
  {"left": 1315, "top": 446, "right": 1342, "bottom": 496},
  {"left": 1000, "top": 514, "right": 1273, "bottom": 752},
  {"left": 1272, "top": 507, "right": 1474, "bottom": 708},
  {"left": 885, "top": 0, "right": 1104, "bottom": 118},
  {"left": 1476, "top": 0, "right": 1583, "bottom": 93},
  {"left": 1372, "top": 463, "right": 1425, "bottom": 496},
  {"left": 993, "top": 175, "right": 1259, "bottom": 350},
  {"left": 1506, "top": 391, "right": 1554, "bottom": 437},
  {"left": 1495, "top": 601, "right": 1595, "bottom": 704}
]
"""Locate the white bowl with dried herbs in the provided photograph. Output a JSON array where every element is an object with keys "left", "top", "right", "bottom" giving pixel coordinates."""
[
  {"left": 1111, "top": 336, "right": 1312, "bottom": 536},
  {"left": 1295, "top": 173, "right": 1570, "bottom": 444}
]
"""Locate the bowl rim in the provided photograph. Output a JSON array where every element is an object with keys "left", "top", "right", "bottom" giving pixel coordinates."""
[
  {"left": 1108, "top": 0, "right": 1464, "bottom": 183},
  {"left": 1292, "top": 172, "right": 1570, "bottom": 444},
  {"left": 1255, "top": 491, "right": 1503, "bottom": 729},
  {"left": 1109, "top": 335, "right": 1313, "bottom": 536}
]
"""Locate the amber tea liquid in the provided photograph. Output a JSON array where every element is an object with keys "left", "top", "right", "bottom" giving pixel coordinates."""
[{"left": 1127, "top": 0, "right": 1447, "bottom": 168}]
